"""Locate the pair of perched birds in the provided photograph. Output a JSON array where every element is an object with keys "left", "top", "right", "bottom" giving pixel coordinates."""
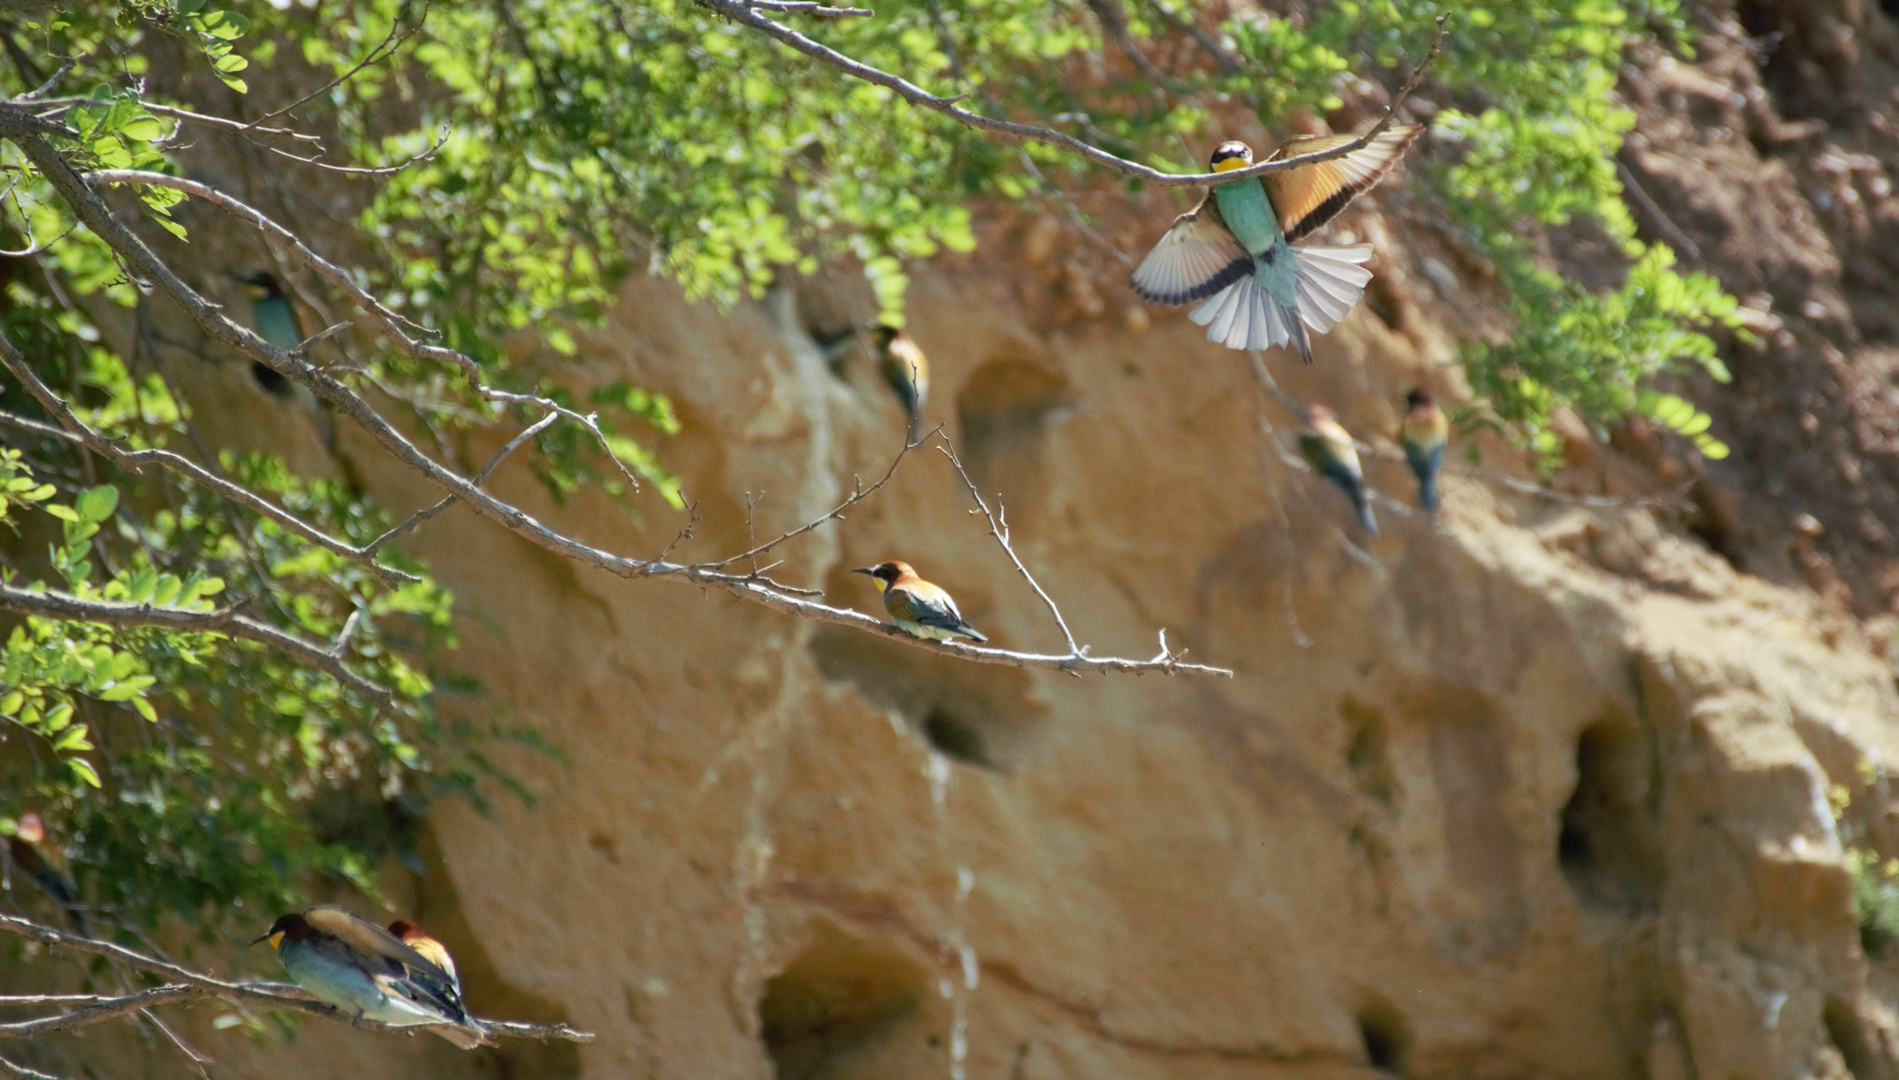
[
  {"left": 258, "top": 907, "right": 490, "bottom": 1048},
  {"left": 1300, "top": 388, "right": 1448, "bottom": 537}
]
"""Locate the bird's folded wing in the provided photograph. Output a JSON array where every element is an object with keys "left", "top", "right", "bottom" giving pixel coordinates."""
[
  {"left": 304, "top": 906, "right": 459, "bottom": 988},
  {"left": 887, "top": 587, "right": 966, "bottom": 632},
  {"left": 1129, "top": 199, "right": 1252, "bottom": 305},
  {"left": 1266, "top": 123, "right": 1423, "bottom": 242}
]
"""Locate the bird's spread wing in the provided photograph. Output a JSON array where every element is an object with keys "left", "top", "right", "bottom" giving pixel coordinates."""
[
  {"left": 1265, "top": 124, "right": 1423, "bottom": 242},
  {"left": 304, "top": 907, "right": 458, "bottom": 989},
  {"left": 1129, "top": 196, "right": 1252, "bottom": 306}
]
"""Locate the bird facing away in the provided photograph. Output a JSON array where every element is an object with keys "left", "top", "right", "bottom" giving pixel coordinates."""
[
  {"left": 854, "top": 561, "right": 988, "bottom": 643},
  {"left": 875, "top": 325, "right": 929, "bottom": 445},
  {"left": 258, "top": 907, "right": 490, "bottom": 1049},
  {"left": 1129, "top": 124, "right": 1422, "bottom": 362},
  {"left": 1300, "top": 405, "right": 1378, "bottom": 537},
  {"left": 7, "top": 813, "right": 87, "bottom": 937},
  {"left": 236, "top": 271, "right": 301, "bottom": 396},
  {"left": 1401, "top": 387, "right": 1449, "bottom": 512},
  {"left": 388, "top": 919, "right": 461, "bottom": 997},
  {"left": 816, "top": 323, "right": 930, "bottom": 444}
]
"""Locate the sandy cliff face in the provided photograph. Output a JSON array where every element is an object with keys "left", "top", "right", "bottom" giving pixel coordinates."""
[{"left": 32, "top": 1, "right": 1899, "bottom": 1078}]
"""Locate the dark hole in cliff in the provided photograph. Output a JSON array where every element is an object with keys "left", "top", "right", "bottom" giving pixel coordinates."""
[
  {"left": 1358, "top": 998, "right": 1409, "bottom": 1074},
  {"left": 1558, "top": 718, "right": 1663, "bottom": 912},
  {"left": 1823, "top": 997, "right": 1881, "bottom": 1080},
  {"left": 760, "top": 922, "right": 926, "bottom": 1080},
  {"left": 1342, "top": 699, "right": 1394, "bottom": 805},
  {"left": 810, "top": 622, "right": 1048, "bottom": 771},
  {"left": 922, "top": 708, "right": 990, "bottom": 768},
  {"left": 956, "top": 357, "right": 1074, "bottom": 513}
]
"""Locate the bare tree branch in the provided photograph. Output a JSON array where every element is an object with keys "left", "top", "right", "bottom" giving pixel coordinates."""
[
  {"left": 364, "top": 409, "right": 561, "bottom": 557},
  {"left": 937, "top": 440, "right": 1083, "bottom": 657},
  {"left": 0, "top": 987, "right": 199, "bottom": 1039},
  {"left": 740, "top": 0, "right": 875, "bottom": 16},
  {"left": 694, "top": 1, "right": 1447, "bottom": 186},
  {"left": 0, "top": 336, "right": 417, "bottom": 589},
  {"left": 8, "top": 128, "right": 1230, "bottom": 677},
  {"left": 702, "top": 426, "right": 927, "bottom": 570},
  {"left": 0, "top": 915, "right": 594, "bottom": 1045},
  {"left": 0, "top": 583, "right": 393, "bottom": 706},
  {"left": 0, "top": 1053, "right": 61, "bottom": 1080}
]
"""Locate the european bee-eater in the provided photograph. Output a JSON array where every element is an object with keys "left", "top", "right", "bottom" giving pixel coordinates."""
[
  {"left": 7, "top": 813, "right": 87, "bottom": 937},
  {"left": 1400, "top": 387, "right": 1448, "bottom": 512},
  {"left": 388, "top": 919, "right": 461, "bottom": 998},
  {"left": 853, "top": 561, "right": 988, "bottom": 643},
  {"left": 1300, "top": 405, "right": 1378, "bottom": 536},
  {"left": 235, "top": 271, "right": 301, "bottom": 396},
  {"left": 257, "top": 907, "right": 489, "bottom": 1049},
  {"left": 1130, "top": 125, "right": 1422, "bottom": 362},
  {"left": 817, "top": 323, "right": 930, "bottom": 444}
]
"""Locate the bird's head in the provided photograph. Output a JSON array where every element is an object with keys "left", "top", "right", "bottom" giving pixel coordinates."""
[
  {"left": 872, "top": 322, "right": 902, "bottom": 347},
  {"left": 254, "top": 912, "right": 311, "bottom": 950},
  {"left": 1209, "top": 141, "right": 1255, "bottom": 173},
  {"left": 1405, "top": 387, "right": 1434, "bottom": 410},
  {"left": 853, "top": 560, "right": 916, "bottom": 592},
  {"left": 1306, "top": 404, "right": 1337, "bottom": 427},
  {"left": 229, "top": 271, "right": 282, "bottom": 303},
  {"left": 388, "top": 919, "right": 425, "bottom": 942},
  {"left": 14, "top": 813, "right": 44, "bottom": 845}
]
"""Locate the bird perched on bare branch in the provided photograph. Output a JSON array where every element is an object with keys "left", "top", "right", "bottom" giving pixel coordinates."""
[
  {"left": 854, "top": 560, "right": 987, "bottom": 642},
  {"left": 7, "top": 812, "right": 87, "bottom": 937},
  {"left": 817, "top": 323, "right": 930, "bottom": 444},
  {"left": 1300, "top": 405, "right": 1378, "bottom": 536},
  {"left": 1130, "top": 125, "right": 1421, "bottom": 362},
  {"left": 257, "top": 906, "right": 490, "bottom": 1049},
  {"left": 1400, "top": 387, "right": 1448, "bottom": 512},
  {"left": 233, "top": 271, "right": 302, "bottom": 396}
]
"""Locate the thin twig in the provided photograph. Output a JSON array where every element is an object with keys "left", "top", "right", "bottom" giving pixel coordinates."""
[
  {"left": 364, "top": 409, "right": 561, "bottom": 556},
  {"left": 739, "top": 0, "right": 875, "bottom": 15},
  {"left": 0, "top": 986, "right": 199, "bottom": 1038},
  {"left": 263, "top": 125, "right": 450, "bottom": 178},
  {"left": 15, "top": 60, "right": 76, "bottom": 103},
  {"left": 936, "top": 440, "right": 1083, "bottom": 658},
  {"left": 703, "top": 431, "right": 923, "bottom": 569},
  {"left": 0, "top": 343, "right": 416, "bottom": 589},
  {"left": 0, "top": 1054, "right": 60, "bottom": 1080},
  {"left": 240, "top": 9, "right": 428, "bottom": 132},
  {"left": 693, "top": 1, "right": 1446, "bottom": 187},
  {"left": 142, "top": 103, "right": 325, "bottom": 145}
]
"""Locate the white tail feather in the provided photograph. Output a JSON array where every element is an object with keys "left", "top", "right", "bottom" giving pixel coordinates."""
[{"left": 1291, "top": 244, "right": 1373, "bottom": 334}]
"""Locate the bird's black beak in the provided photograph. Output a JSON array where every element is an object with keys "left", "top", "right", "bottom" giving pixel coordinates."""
[
  {"left": 249, "top": 932, "right": 271, "bottom": 947},
  {"left": 851, "top": 567, "right": 876, "bottom": 576}
]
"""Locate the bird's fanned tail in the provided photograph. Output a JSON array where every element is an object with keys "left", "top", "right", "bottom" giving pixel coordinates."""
[{"left": 1188, "top": 244, "right": 1373, "bottom": 362}]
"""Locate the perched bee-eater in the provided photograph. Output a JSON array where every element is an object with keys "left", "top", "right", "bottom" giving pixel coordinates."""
[
  {"left": 7, "top": 813, "right": 86, "bottom": 937},
  {"left": 388, "top": 919, "right": 461, "bottom": 997},
  {"left": 1130, "top": 125, "right": 1422, "bottom": 362},
  {"left": 257, "top": 906, "right": 490, "bottom": 1049},
  {"left": 1300, "top": 405, "right": 1378, "bottom": 537},
  {"left": 875, "top": 325, "right": 929, "bottom": 445},
  {"left": 853, "top": 561, "right": 988, "bottom": 643},
  {"left": 817, "top": 323, "right": 930, "bottom": 444},
  {"left": 235, "top": 271, "right": 301, "bottom": 396},
  {"left": 1400, "top": 387, "right": 1449, "bottom": 512}
]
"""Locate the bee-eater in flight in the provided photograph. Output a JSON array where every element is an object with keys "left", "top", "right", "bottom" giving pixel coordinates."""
[
  {"left": 1130, "top": 125, "right": 1422, "bottom": 362},
  {"left": 854, "top": 561, "right": 988, "bottom": 643}
]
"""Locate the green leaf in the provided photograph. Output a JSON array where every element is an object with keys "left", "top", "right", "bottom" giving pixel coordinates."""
[
  {"left": 67, "top": 758, "right": 101, "bottom": 788},
  {"left": 77, "top": 485, "right": 119, "bottom": 523}
]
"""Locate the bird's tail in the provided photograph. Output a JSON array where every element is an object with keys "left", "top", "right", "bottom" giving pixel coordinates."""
[
  {"left": 1189, "top": 276, "right": 1302, "bottom": 358},
  {"left": 1290, "top": 243, "right": 1374, "bottom": 365},
  {"left": 1351, "top": 489, "right": 1380, "bottom": 538},
  {"left": 1190, "top": 244, "right": 1374, "bottom": 363},
  {"left": 1406, "top": 444, "right": 1444, "bottom": 512}
]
